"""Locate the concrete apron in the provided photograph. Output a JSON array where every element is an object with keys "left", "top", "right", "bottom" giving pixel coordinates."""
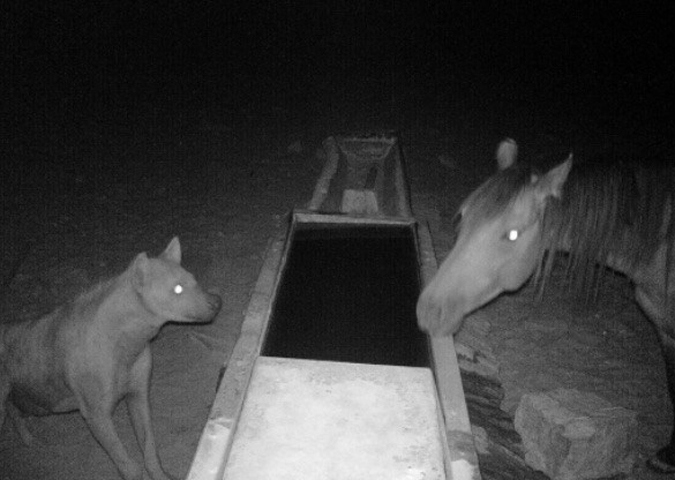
[{"left": 187, "top": 135, "right": 481, "bottom": 480}]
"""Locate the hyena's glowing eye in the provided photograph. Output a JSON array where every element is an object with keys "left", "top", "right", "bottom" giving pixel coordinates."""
[
  {"left": 506, "top": 229, "right": 519, "bottom": 241},
  {"left": 173, "top": 284, "right": 183, "bottom": 294}
]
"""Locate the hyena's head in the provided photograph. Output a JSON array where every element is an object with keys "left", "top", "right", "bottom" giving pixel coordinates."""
[{"left": 131, "top": 237, "right": 222, "bottom": 323}]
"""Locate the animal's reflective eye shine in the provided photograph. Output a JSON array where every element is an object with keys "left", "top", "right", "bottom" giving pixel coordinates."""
[
  {"left": 173, "top": 284, "right": 183, "bottom": 294},
  {"left": 505, "top": 229, "right": 519, "bottom": 242}
]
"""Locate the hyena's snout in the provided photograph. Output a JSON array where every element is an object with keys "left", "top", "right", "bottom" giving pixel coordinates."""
[
  {"left": 193, "top": 291, "right": 221, "bottom": 322},
  {"left": 205, "top": 292, "right": 222, "bottom": 316},
  {"left": 175, "top": 288, "right": 222, "bottom": 324}
]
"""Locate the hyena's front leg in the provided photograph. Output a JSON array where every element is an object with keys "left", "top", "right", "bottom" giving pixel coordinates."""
[
  {"left": 127, "top": 348, "right": 173, "bottom": 480},
  {"left": 75, "top": 381, "right": 144, "bottom": 480}
]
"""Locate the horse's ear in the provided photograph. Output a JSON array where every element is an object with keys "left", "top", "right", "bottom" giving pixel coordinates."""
[
  {"left": 537, "top": 154, "right": 573, "bottom": 200},
  {"left": 496, "top": 138, "right": 518, "bottom": 170}
]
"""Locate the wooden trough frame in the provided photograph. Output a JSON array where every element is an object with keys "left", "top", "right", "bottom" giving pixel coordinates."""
[{"left": 187, "top": 135, "right": 480, "bottom": 479}]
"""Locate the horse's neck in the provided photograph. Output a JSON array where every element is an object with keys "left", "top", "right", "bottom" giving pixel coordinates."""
[
  {"left": 614, "top": 200, "right": 674, "bottom": 282},
  {"left": 558, "top": 192, "right": 673, "bottom": 266},
  {"left": 622, "top": 238, "right": 673, "bottom": 290}
]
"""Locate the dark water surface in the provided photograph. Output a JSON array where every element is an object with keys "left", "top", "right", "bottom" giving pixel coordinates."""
[{"left": 262, "top": 223, "right": 430, "bottom": 367}]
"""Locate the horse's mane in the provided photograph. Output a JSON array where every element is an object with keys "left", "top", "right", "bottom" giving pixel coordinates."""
[{"left": 540, "top": 152, "right": 674, "bottom": 294}]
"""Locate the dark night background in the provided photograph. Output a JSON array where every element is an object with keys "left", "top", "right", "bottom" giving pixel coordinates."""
[
  {"left": 2, "top": 1, "right": 673, "bottom": 156},
  {"left": 1, "top": 2, "right": 674, "bottom": 479},
  {"left": 2, "top": 1, "right": 673, "bottom": 239}
]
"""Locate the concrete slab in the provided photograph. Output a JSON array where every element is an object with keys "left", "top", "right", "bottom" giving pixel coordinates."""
[{"left": 222, "top": 357, "right": 445, "bottom": 480}]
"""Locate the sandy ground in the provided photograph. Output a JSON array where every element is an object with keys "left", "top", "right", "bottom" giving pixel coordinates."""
[{"left": 0, "top": 100, "right": 670, "bottom": 480}]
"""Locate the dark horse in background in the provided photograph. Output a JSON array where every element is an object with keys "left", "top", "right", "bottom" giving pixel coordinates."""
[{"left": 417, "top": 139, "right": 675, "bottom": 473}]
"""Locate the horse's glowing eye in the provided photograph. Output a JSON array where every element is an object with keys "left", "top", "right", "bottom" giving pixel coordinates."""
[
  {"left": 173, "top": 284, "right": 183, "bottom": 294},
  {"left": 507, "top": 229, "right": 519, "bottom": 241}
]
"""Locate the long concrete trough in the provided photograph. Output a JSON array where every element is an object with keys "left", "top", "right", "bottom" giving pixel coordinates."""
[{"left": 187, "top": 134, "right": 481, "bottom": 480}]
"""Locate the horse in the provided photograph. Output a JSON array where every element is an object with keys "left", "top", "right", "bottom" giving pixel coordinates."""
[{"left": 416, "top": 138, "right": 675, "bottom": 472}]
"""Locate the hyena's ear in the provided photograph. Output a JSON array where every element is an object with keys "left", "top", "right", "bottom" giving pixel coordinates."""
[
  {"left": 132, "top": 252, "right": 149, "bottom": 288},
  {"left": 161, "top": 237, "right": 182, "bottom": 264}
]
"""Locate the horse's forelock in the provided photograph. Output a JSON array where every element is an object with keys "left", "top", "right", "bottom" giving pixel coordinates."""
[{"left": 459, "top": 166, "right": 536, "bottom": 233}]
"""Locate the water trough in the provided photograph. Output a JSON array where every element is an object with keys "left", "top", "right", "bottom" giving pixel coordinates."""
[{"left": 187, "top": 134, "right": 481, "bottom": 480}]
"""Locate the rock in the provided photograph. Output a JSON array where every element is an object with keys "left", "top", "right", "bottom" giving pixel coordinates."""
[
  {"left": 287, "top": 140, "right": 303, "bottom": 154},
  {"left": 456, "top": 342, "right": 500, "bottom": 378},
  {"left": 456, "top": 314, "right": 500, "bottom": 379},
  {"left": 438, "top": 154, "right": 457, "bottom": 169},
  {"left": 471, "top": 425, "right": 490, "bottom": 455},
  {"left": 514, "top": 388, "right": 638, "bottom": 480}
]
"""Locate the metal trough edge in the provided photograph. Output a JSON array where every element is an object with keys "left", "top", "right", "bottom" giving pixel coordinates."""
[
  {"left": 417, "top": 222, "right": 480, "bottom": 479},
  {"left": 186, "top": 234, "right": 286, "bottom": 480}
]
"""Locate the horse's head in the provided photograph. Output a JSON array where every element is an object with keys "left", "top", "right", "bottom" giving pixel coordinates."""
[{"left": 417, "top": 139, "right": 572, "bottom": 337}]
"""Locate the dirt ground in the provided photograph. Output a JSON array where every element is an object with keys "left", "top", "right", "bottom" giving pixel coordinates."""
[{"left": 0, "top": 93, "right": 671, "bottom": 480}]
